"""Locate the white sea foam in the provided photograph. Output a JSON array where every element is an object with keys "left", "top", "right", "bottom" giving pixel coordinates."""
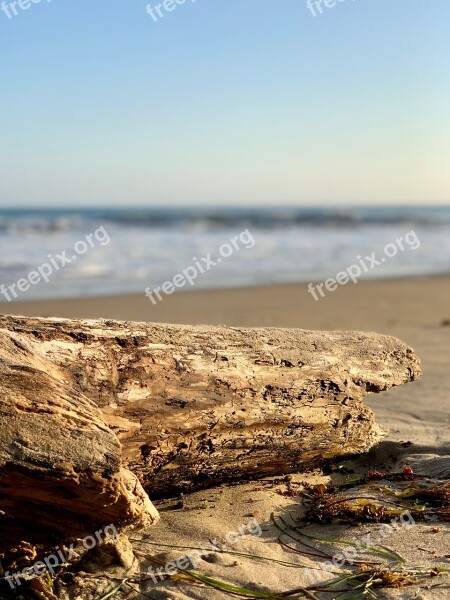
[{"left": 0, "top": 207, "right": 449, "bottom": 301}]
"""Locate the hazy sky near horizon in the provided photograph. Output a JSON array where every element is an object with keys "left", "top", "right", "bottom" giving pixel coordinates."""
[{"left": 0, "top": 0, "right": 449, "bottom": 208}]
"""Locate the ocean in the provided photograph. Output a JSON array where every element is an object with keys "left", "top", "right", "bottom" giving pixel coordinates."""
[{"left": 0, "top": 206, "right": 449, "bottom": 301}]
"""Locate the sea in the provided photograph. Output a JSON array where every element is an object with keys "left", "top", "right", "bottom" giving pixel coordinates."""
[{"left": 0, "top": 206, "right": 449, "bottom": 301}]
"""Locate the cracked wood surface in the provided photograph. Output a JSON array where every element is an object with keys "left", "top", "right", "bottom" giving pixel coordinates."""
[{"left": 0, "top": 315, "right": 421, "bottom": 534}]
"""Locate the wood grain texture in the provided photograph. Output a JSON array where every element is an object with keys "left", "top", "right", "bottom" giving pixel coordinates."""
[{"left": 0, "top": 315, "right": 421, "bottom": 520}]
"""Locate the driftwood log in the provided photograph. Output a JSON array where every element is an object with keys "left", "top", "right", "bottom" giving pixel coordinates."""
[{"left": 0, "top": 315, "right": 421, "bottom": 544}]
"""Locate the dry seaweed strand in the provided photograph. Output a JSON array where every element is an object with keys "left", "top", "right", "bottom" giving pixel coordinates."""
[{"left": 301, "top": 467, "right": 450, "bottom": 525}]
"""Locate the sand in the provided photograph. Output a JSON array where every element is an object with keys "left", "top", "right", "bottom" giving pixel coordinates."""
[{"left": 2, "top": 275, "right": 450, "bottom": 599}]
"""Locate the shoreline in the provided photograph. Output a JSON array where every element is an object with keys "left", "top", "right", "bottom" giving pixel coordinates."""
[
  {"left": 2, "top": 270, "right": 450, "bottom": 304},
  {"left": 2, "top": 274, "right": 450, "bottom": 334}
]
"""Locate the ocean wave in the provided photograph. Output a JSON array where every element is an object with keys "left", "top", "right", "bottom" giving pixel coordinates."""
[
  {"left": 1, "top": 206, "right": 449, "bottom": 301},
  {"left": 0, "top": 207, "right": 449, "bottom": 234}
]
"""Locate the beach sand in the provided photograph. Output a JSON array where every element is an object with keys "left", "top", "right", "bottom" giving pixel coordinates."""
[{"left": 3, "top": 276, "right": 450, "bottom": 599}]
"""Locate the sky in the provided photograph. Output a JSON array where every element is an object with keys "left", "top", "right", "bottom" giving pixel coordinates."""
[{"left": 0, "top": 0, "right": 449, "bottom": 208}]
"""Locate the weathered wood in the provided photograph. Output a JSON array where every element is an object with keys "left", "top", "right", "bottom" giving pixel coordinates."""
[
  {"left": 0, "top": 323, "right": 159, "bottom": 547},
  {"left": 0, "top": 315, "right": 421, "bottom": 518}
]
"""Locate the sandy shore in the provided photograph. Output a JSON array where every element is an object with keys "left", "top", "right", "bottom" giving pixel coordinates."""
[
  {"left": 2, "top": 276, "right": 450, "bottom": 599},
  {"left": 4, "top": 273, "right": 450, "bottom": 330}
]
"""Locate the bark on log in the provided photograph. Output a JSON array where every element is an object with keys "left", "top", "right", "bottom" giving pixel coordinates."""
[{"left": 0, "top": 316, "right": 421, "bottom": 541}]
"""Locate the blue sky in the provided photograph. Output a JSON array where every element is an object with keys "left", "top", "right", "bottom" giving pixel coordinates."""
[{"left": 0, "top": 0, "right": 449, "bottom": 207}]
